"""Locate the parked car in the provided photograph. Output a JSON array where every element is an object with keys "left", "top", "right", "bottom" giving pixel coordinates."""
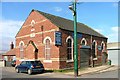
[
  {"left": 11, "top": 60, "right": 16, "bottom": 67},
  {"left": 15, "top": 60, "right": 44, "bottom": 75}
]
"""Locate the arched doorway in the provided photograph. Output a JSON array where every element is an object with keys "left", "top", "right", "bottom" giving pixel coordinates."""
[{"left": 26, "top": 40, "right": 38, "bottom": 60}]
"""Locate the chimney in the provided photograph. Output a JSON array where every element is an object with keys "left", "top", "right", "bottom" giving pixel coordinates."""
[{"left": 10, "top": 42, "right": 14, "bottom": 49}]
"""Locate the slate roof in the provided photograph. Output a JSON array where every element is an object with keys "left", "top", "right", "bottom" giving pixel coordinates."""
[
  {"left": 2, "top": 48, "right": 16, "bottom": 56},
  {"left": 35, "top": 10, "right": 107, "bottom": 38}
]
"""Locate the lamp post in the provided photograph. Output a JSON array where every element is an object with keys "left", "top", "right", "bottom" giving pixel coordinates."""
[{"left": 69, "top": 0, "right": 78, "bottom": 77}]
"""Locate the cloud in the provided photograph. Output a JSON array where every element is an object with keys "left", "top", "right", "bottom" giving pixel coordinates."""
[
  {"left": 107, "top": 26, "right": 119, "bottom": 42},
  {"left": 0, "top": 19, "right": 23, "bottom": 52},
  {"left": 0, "top": 19, "right": 24, "bottom": 37},
  {"left": 94, "top": 28, "right": 103, "bottom": 33},
  {"left": 54, "top": 7, "right": 62, "bottom": 12},
  {"left": 1, "top": 36, "right": 14, "bottom": 51},
  {"left": 111, "top": 26, "right": 120, "bottom": 32}
]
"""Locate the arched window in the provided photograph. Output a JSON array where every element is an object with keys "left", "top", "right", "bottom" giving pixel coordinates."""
[
  {"left": 43, "top": 36, "right": 52, "bottom": 60},
  {"left": 19, "top": 41, "right": 24, "bottom": 59},
  {"left": 67, "top": 39, "right": 72, "bottom": 60},
  {"left": 81, "top": 38, "right": 87, "bottom": 46},
  {"left": 82, "top": 40, "right": 85, "bottom": 45},
  {"left": 101, "top": 41, "right": 105, "bottom": 51},
  {"left": 45, "top": 39, "right": 51, "bottom": 60},
  {"left": 20, "top": 43, "right": 24, "bottom": 51},
  {"left": 31, "top": 20, "right": 35, "bottom": 27},
  {"left": 92, "top": 40, "right": 97, "bottom": 58},
  {"left": 66, "top": 36, "right": 73, "bottom": 61}
]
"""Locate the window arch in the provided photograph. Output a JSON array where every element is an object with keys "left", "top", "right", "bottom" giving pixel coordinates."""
[
  {"left": 19, "top": 41, "right": 24, "bottom": 59},
  {"left": 31, "top": 20, "right": 36, "bottom": 27},
  {"left": 101, "top": 41, "right": 105, "bottom": 51},
  {"left": 19, "top": 41, "right": 24, "bottom": 47},
  {"left": 81, "top": 38, "right": 87, "bottom": 45},
  {"left": 43, "top": 36, "right": 52, "bottom": 60},
  {"left": 66, "top": 36, "right": 73, "bottom": 61},
  {"left": 92, "top": 40, "right": 97, "bottom": 58},
  {"left": 43, "top": 36, "right": 52, "bottom": 44}
]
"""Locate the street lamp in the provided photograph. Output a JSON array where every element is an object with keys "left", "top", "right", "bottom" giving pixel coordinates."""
[
  {"left": 69, "top": 0, "right": 78, "bottom": 77},
  {"left": 69, "top": 5, "right": 76, "bottom": 16},
  {"left": 69, "top": 5, "right": 74, "bottom": 11}
]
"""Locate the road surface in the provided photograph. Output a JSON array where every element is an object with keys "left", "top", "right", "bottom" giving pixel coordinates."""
[{"left": 1, "top": 67, "right": 119, "bottom": 80}]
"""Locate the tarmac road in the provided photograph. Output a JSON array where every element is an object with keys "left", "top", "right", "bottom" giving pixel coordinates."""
[
  {"left": 1, "top": 67, "right": 73, "bottom": 78},
  {"left": 1, "top": 67, "right": 119, "bottom": 79}
]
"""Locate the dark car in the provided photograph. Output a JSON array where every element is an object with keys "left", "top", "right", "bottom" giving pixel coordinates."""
[
  {"left": 15, "top": 60, "right": 44, "bottom": 75},
  {"left": 11, "top": 60, "right": 16, "bottom": 67}
]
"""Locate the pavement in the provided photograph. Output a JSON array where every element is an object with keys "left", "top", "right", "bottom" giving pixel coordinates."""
[{"left": 64, "top": 65, "right": 119, "bottom": 76}]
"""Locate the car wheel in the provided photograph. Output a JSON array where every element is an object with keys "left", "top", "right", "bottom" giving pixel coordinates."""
[
  {"left": 15, "top": 68, "right": 19, "bottom": 73},
  {"left": 28, "top": 69, "right": 32, "bottom": 75}
]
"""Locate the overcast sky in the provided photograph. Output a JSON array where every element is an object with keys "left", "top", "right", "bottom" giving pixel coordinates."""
[{"left": 0, "top": 2, "right": 119, "bottom": 53}]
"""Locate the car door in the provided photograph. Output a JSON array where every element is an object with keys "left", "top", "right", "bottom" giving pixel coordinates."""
[
  {"left": 19, "top": 61, "right": 27, "bottom": 72},
  {"left": 25, "top": 61, "right": 31, "bottom": 71}
]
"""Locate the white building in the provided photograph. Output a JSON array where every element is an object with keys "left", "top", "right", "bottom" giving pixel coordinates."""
[{"left": 107, "top": 42, "right": 120, "bottom": 65}]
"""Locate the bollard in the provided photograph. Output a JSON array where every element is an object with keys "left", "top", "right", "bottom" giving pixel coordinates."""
[{"left": 108, "top": 60, "right": 111, "bottom": 65}]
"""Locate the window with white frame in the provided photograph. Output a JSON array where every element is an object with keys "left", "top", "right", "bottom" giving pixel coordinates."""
[
  {"left": 19, "top": 41, "right": 24, "bottom": 59},
  {"left": 45, "top": 39, "right": 51, "bottom": 60},
  {"left": 82, "top": 40, "right": 85, "bottom": 45},
  {"left": 20, "top": 43, "right": 23, "bottom": 51},
  {"left": 31, "top": 20, "right": 35, "bottom": 27},
  {"left": 101, "top": 41, "right": 105, "bottom": 51},
  {"left": 66, "top": 37, "right": 73, "bottom": 61},
  {"left": 81, "top": 38, "right": 87, "bottom": 46},
  {"left": 92, "top": 41, "right": 97, "bottom": 58}
]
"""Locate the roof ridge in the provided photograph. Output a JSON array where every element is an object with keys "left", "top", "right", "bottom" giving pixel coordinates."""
[
  {"left": 35, "top": 10, "right": 91, "bottom": 27},
  {"left": 35, "top": 9, "right": 84, "bottom": 24},
  {"left": 35, "top": 9, "right": 72, "bottom": 20}
]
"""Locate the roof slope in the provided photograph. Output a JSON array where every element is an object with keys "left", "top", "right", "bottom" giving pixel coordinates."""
[
  {"left": 2, "top": 48, "right": 16, "bottom": 56},
  {"left": 35, "top": 10, "right": 107, "bottom": 38}
]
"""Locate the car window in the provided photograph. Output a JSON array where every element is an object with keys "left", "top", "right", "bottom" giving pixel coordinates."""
[
  {"left": 31, "top": 61, "right": 35, "bottom": 64},
  {"left": 35, "top": 61, "right": 41, "bottom": 65},
  {"left": 26, "top": 61, "right": 30, "bottom": 64},
  {"left": 21, "top": 61, "right": 26, "bottom": 65},
  {"left": 30, "top": 61, "right": 41, "bottom": 65}
]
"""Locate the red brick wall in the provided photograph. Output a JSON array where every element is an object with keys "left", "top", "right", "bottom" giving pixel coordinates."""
[
  {"left": 59, "top": 29, "right": 107, "bottom": 69},
  {"left": 59, "top": 29, "right": 83, "bottom": 69},
  {"left": 25, "top": 44, "right": 35, "bottom": 59},
  {"left": 15, "top": 10, "right": 60, "bottom": 69},
  {"left": 15, "top": 10, "right": 107, "bottom": 69}
]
